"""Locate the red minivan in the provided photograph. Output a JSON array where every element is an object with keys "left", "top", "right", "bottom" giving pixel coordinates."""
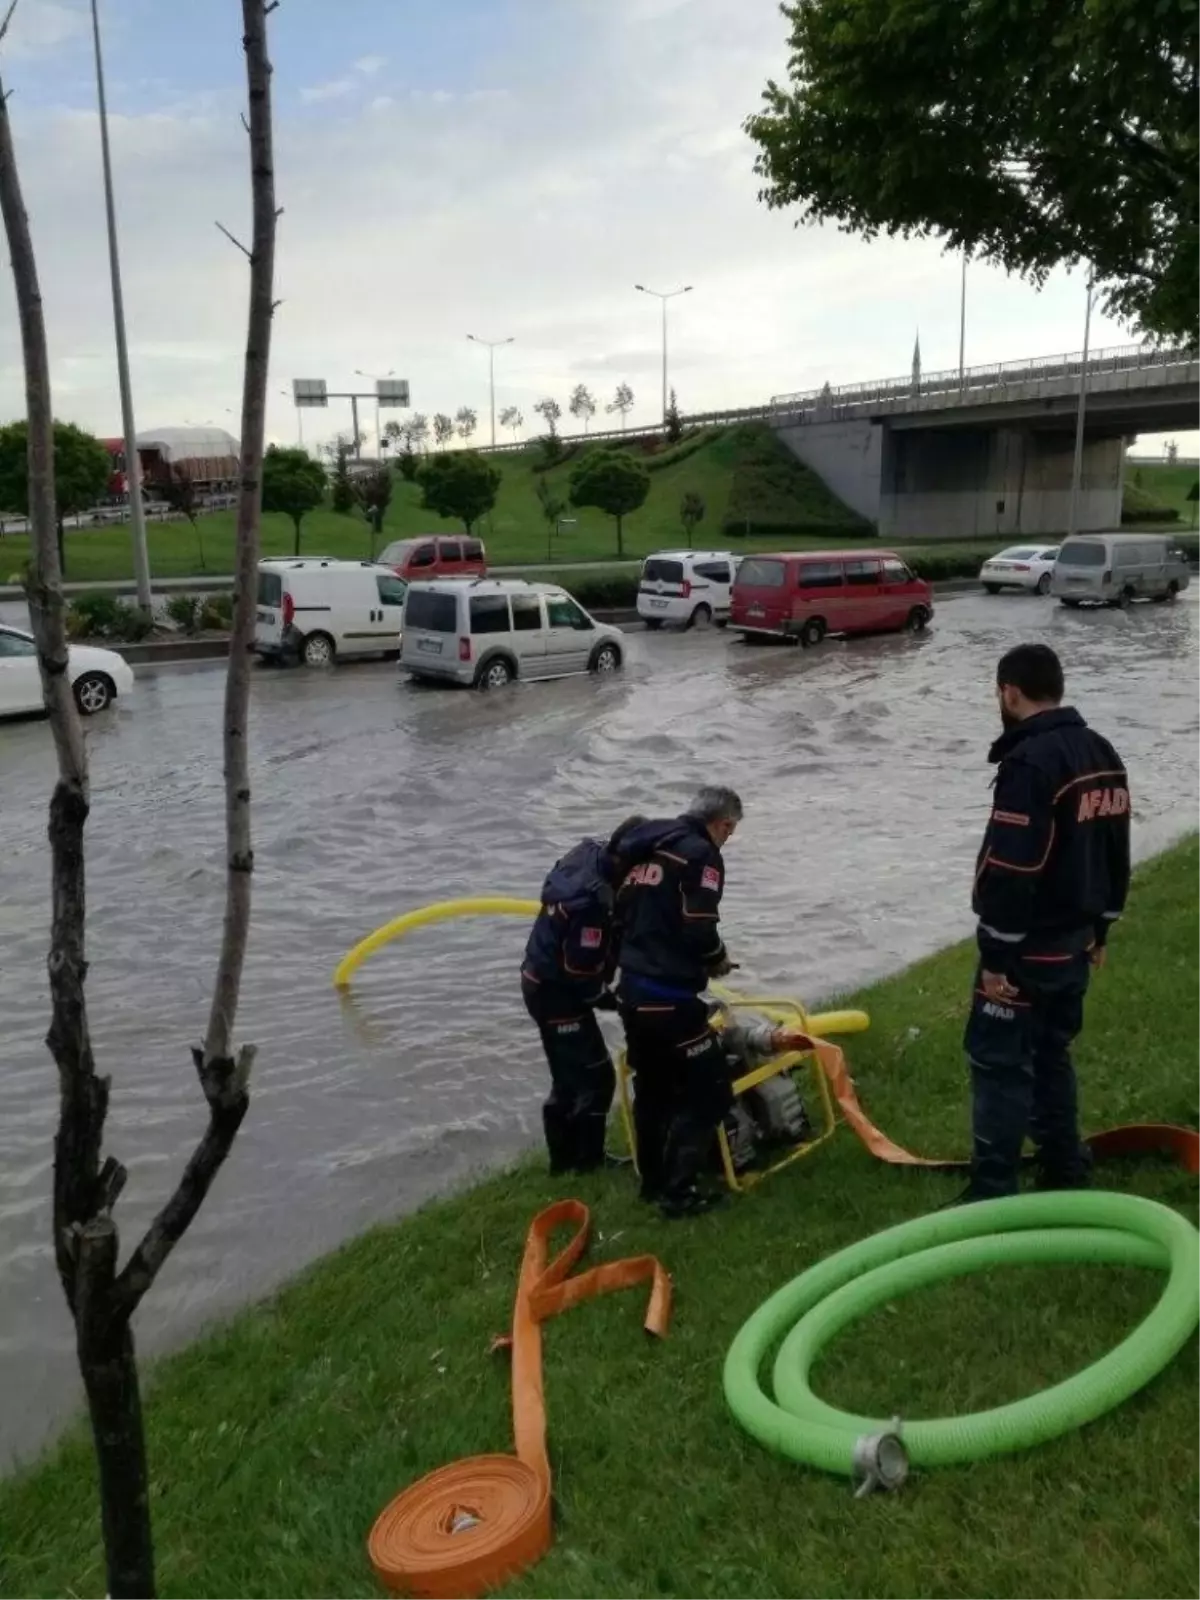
[
  {"left": 377, "top": 535, "right": 487, "bottom": 581},
  {"left": 730, "top": 549, "right": 933, "bottom": 646}
]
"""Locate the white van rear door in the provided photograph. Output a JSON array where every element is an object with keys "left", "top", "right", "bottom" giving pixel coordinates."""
[{"left": 255, "top": 568, "right": 284, "bottom": 652}]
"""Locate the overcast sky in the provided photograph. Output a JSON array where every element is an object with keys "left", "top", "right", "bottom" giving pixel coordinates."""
[{"left": 0, "top": 0, "right": 1189, "bottom": 455}]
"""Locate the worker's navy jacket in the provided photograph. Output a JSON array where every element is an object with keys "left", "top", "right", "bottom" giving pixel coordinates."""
[
  {"left": 972, "top": 707, "right": 1131, "bottom": 972},
  {"left": 522, "top": 838, "right": 623, "bottom": 1005},
  {"left": 615, "top": 815, "right": 728, "bottom": 998}
]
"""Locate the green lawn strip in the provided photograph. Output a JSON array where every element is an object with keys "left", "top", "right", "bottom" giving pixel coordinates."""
[
  {"left": 1123, "top": 461, "right": 1200, "bottom": 527},
  {"left": 1, "top": 837, "right": 1195, "bottom": 1599}
]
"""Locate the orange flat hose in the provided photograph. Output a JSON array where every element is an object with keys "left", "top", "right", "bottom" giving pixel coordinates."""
[
  {"left": 806, "top": 1035, "right": 1199, "bottom": 1173},
  {"left": 368, "top": 1200, "right": 670, "bottom": 1599}
]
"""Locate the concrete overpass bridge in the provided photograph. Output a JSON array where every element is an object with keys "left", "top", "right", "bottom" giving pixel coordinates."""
[{"left": 759, "top": 343, "right": 1199, "bottom": 539}]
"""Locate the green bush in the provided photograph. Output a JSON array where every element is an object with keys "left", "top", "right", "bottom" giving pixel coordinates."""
[
  {"left": 1122, "top": 478, "right": 1180, "bottom": 524},
  {"left": 562, "top": 573, "right": 640, "bottom": 610},
  {"left": 643, "top": 428, "right": 722, "bottom": 473},
  {"left": 199, "top": 592, "right": 234, "bottom": 629},
  {"left": 166, "top": 594, "right": 202, "bottom": 635},
  {"left": 65, "top": 592, "right": 153, "bottom": 642}
]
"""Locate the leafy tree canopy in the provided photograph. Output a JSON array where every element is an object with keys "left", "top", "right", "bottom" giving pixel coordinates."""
[
  {"left": 261, "top": 445, "right": 326, "bottom": 553},
  {"left": 746, "top": 0, "right": 1198, "bottom": 344},
  {"left": 418, "top": 449, "right": 501, "bottom": 533},
  {"left": 0, "top": 418, "right": 110, "bottom": 518},
  {"left": 569, "top": 447, "right": 650, "bottom": 556}
]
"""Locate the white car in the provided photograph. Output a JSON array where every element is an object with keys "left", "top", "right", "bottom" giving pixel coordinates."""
[
  {"left": 637, "top": 550, "right": 739, "bottom": 629},
  {"left": 979, "top": 544, "right": 1061, "bottom": 595},
  {"left": 0, "top": 624, "right": 134, "bottom": 718}
]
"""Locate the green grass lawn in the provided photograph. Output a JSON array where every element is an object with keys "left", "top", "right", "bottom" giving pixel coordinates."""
[
  {"left": 1, "top": 839, "right": 1196, "bottom": 1600},
  {"left": 1124, "top": 461, "right": 1200, "bottom": 528}
]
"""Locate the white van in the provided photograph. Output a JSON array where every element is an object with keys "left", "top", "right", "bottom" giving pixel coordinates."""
[
  {"left": 1051, "top": 534, "right": 1191, "bottom": 608},
  {"left": 637, "top": 549, "right": 739, "bottom": 629},
  {"left": 254, "top": 558, "right": 409, "bottom": 665},
  {"left": 401, "top": 579, "right": 624, "bottom": 689}
]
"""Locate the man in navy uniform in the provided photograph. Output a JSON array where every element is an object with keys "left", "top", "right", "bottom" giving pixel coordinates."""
[
  {"left": 521, "top": 816, "right": 645, "bottom": 1174},
  {"left": 964, "top": 643, "right": 1130, "bottom": 1199},
  {"left": 615, "top": 786, "right": 742, "bottom": 1218}
]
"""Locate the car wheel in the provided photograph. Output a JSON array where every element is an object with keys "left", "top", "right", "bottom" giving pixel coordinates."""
[
  {"left": 1060, "top": 599, "right": 1082, "bottom": 609},
  {"left": 476, "top": 657, "right": 513, "bottom": 691},
  {"left": 1114, "top": 586, "right": 1136, "bottom": 610},
  {"left": 799, "top": 617, "right": 826, "bottom": 648},
  {"left": 643, "top": 617, "right": 663, "bottom": 631},
  {"left": 73, "top": 671, "right": 114, "bottom": 715},
  {"left": 1167, "top": 580, "right": 1181, "bottom": 600},
  {"left": 1036, "top": 573, "right": 1052, "bottom": 596},
  {"left": 687, "top": 603, "right": 713, "bottom": 630},
  {"left": 590, "top": 642, "right": 622, "bottom": 674},
  {"left": 905, "top": 607, "right": 930, "bottom": 633},
  {"left": 983, "top": 583, "right": 1001, "bottom": 595},
  {"left": 715, "top": 616, "right": 729, "bottom": 629},
  {"left": 301, "top": 632, "right": 335, "bottom": 667}
]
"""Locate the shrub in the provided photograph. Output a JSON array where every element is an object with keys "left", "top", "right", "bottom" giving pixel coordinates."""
[
  {"left": 166, "top": 594, "right": 202, "bottom": 635},
  {"left": 199, "top": 592, "right": 234, "bottom": 629},
  {"left": 65, "top": 593, "right": 153, "bottom": 642},
  {"left": 643, "top": 428, "right": 720, "bottom": 473}
]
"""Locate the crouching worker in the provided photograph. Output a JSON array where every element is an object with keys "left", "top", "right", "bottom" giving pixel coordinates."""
[
  {"left": 708, "top": 1001, "right": 814, "bottom": 1176},
  {"left": 522, "top": 816, "right": 645, "bottom": 1175}
]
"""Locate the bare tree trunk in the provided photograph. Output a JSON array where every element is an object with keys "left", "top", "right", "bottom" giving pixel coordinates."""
[{"left": 0, "top": 5, "right": 277, "bottom": 1594}]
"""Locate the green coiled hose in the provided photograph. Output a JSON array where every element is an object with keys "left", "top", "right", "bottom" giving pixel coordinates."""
[{"left": 724, "top": 1191, "right": 1199, "bottom": 1477}]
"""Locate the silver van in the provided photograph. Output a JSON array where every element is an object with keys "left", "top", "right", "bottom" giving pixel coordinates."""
[
  {"left": 1051, "top": 534, "right": 1191, "bottom": 608},
  {"left": 400, "top": 578, "right": 624, "bottom": 689}
]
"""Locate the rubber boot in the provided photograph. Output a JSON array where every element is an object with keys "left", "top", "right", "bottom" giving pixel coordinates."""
[
  {"left": 658, "top": 1118, "right": 724, "bottom": 1220},
  {"left": 542, "top": 1101, "right": 578, "bottom": 1177},
  {"left": 1034, "top": 1140, "right": 1094, "bottom": 1192},
  {"left": 633, "top": 1092, "right": 667, "bottom": 1201},
  {"left": 571, "top": 1108, "right": 630, "bottom": 1174}
]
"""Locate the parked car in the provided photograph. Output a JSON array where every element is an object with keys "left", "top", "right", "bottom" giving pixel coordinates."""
[
  {"left": 1051, "top": 533, "right": 1191, "bottom": 608},
  {"left": 636, "top": 550, "right": 739, "bottom": 630},
  {"left": 730, "top": 550, "right": 933, "bottom": 646},
  {"left": 377, "top": 535, "right": 487, "bottom": 582},
  {"left": 254, "top": 558, "right": 408, "bottom": 666},
  {"left": 400, "top": 579, "right": 624, "bottom": 689},
  {"left": 979, "top": 544, "right": 1060, "bottom": 595},
  {"left": 0, "top": 624, "right": 133, "bottom": 717}
]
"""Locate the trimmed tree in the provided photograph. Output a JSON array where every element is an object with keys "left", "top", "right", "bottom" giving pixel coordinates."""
[
  {"left": 664, "top": 387, "right": 683, "bottom": 444},
  {"left": 262, "top": 445, "right": 326, "bottom": 555},
  {"left": 569, "top": 447, "right": 650, "bottom": 557},
  {"left": 680, "top": 488, "right": 705, "bottom": 547},
  {"left": 353, "top": 462, "right": 393, "bottom": 556},
  {"left": 0, "top": 418, "right": 110, "bottom": 574},
  {"left": 418, "top": 449, "right": 501, "bottom": 534},
  {"left": 162, "top": 465, "right": 206, "bottom": 570},
  {"left": 746, "top": 0, "right": 1199, "bottom": 344},
  {"left": 499, "top": 404, "right": 523, "bottom": 443},
  {"left": 454, "top": 406, "right": 478, "bottom": 443},
  {"left": 432, "top": 412, "right": 454, "bottom": 450},
  {"left": 569, "top": 383, "right": 597, "bottom": 434},
  {"left": 605, "top": 382, "right": 635, "bottom": 431}
]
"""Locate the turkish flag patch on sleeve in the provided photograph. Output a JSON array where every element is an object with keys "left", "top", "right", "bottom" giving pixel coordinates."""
[
  {"left": 701, "top": 866, "right": 721, "bottom": 892},
  {"left": 580, "top": 927, "right": 603, "bottom": 949}
]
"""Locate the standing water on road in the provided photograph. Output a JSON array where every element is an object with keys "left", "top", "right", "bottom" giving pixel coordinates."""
[{"left": 1, "top": 593, "right": 1196, "bottom": 1466}]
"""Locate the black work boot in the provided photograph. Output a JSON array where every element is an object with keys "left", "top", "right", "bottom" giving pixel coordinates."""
[
  {"left": 1034, "top": 1141, "right": 1094, "bottom": 1192},
  {"left": 633, "top": 1095, "right": 666, "bottom": 1201},
  {"left": 542, "top": 1103, "right": 578, "bottom": 1177},
  {"left": 658, "top": 1120, "right": 724, "bottom": 1220}
]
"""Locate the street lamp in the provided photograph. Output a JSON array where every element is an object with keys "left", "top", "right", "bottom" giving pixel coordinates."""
[
  {"left": 958, "top": 253, "right": 968, "bottom": 392},
  {"left": 635, "top": 283, "right": 693, "bottom": 422},
  {"left": 467, "top": 335, "right": 514, "bottom": 448},
  {"left": 355, "top": 368, "right": 394, "bottom": 459},
  {"left": 91, "top": 0, "right": 152, "bottom": 613},
  {"left": 1066, "top": 272, "right": 1095, "bottom": 541}
]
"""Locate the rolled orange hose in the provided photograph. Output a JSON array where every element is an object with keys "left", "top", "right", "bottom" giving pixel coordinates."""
[{"left": 368, "top": 1200, "right": 671, "bottom": 1598}]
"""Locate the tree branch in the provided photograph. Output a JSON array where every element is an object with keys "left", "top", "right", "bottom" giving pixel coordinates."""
[
  {"left": 214, "top": 219, "right": 253, "bottom": 259},
  {"left": 0, "top": 0, "right": 20, "bottom": 49}
]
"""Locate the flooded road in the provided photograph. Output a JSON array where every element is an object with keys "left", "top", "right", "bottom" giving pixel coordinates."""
[{"left": 1, "top": 592, "right": 1196, "bottom": 1467}]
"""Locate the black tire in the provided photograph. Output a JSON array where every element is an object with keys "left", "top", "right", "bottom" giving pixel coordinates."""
[
  {"left": 688, "top": 603, "right": 713, "bottom": 630},
  {"left": 1036, "top": 573, "right": 1052, "bottom": 596},
  {"left": 906, "top": 607, "right": 930, "bottom": 633},
  {"left": 73, "top": 671, "right": 114, "bottom": 715},
  {"left": 799, "top": 617, "right": 826, "bottom": 648},
  {"left": 590, "top": 642, "right": 622, "bottom": 675},
  {"left": 301, "top": 631, "right": 335, "bottom": 667},
  {"left": 476, "top": 656, "right": 513, "bottom": 691},
  {"left": 983, "top": 583, "right": 1001, "bottom": 596},
  {"left": 643, "top": 617, "right": 663, "bottom": 631},
  {"left": 1167, "top": 580, "right": 1181, "bottom": 600},
  {"left": 1115, "top": 586, "right": 1136, "bottom": 610},
  {"left": 1060, "top": 598, "right": 1082, "bottom": 609},
  {"left": 715, "top": 616, "right": 729, "bottom": 629}
]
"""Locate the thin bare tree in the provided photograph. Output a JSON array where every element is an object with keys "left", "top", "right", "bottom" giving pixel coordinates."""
[{"left": 0, "top": 3, "right": 278, "bottom": 1594}]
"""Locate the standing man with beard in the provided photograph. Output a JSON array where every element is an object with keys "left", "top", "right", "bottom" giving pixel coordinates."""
[{"left": 963, "top": 643, "right": 1130, "bottom": 1201}]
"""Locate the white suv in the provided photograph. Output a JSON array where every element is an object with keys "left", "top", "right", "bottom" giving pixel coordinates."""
[
  {"left": 637, "top": 549, "right": 739, "bottom": 629},
  {"left": 400, "top": 579, "right": 624, "bottom": 689}
]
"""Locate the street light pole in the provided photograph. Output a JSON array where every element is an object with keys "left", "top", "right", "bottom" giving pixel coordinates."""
[
  {"left": 91, "top": 0, "right": 152, "bottom": 613},
  {"left": 1066, "top": 272, "right": 1095, "bottom": 541},
  {"left": 958, "top": 253, "right": 967, "bottom": 391},
  {"left": 635, "top": 284, "right": 693, "bottom": 422},
  {"left": 355, "top": 368, "right": 394, "bottom": 459},
  {"left": 467, "top": 335, "right": 514, "bottom": 448}
]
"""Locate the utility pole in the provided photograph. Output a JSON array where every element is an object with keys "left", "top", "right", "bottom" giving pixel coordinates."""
[
  {"left": 958, "top": 253, "right": 967, "bottom": 392},
  {"left": 91, "top": 0, "right": 152, "bottom": 613},
  {"left": 467, "top": 335, "right": 514, "bottom": 448},
  {"left": 635, "top": 283, "right": 692, "bottom": 421},
  {"left": 1066, "top": 272, "right": 1095, "bottom": 541},
  {"left": 355, "top": 368, "right": 394, "bottom": 458}
]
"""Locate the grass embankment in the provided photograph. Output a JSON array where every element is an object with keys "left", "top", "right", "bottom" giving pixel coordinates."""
[
  {"left": 0, "top": 426, "right": 866, "bottom": 584},
  {"left": 2, "top": 839, "right": 1196, "bottom": 1600},
  {"left": 1123, "top": 462, "right": 1199, "bottom": 528}
]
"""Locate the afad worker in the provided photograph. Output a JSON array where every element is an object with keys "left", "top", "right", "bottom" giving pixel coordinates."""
[
  {"left": 615, "top": 786, "right": 743, "bottom": 1219},
  {"left": 964, "top": 643, "right": 1130, "bottom": 1201},
  {"left": 521, "top": 816, "right": 646, "bottom": 1175}
]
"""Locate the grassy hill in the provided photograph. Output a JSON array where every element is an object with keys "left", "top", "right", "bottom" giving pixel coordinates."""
[
  {"left": 1122, "top": 460, "right": 1199, "bottom": 527},
  {"left": 0, "top": 426, "right": 868, "bottom": 583}
]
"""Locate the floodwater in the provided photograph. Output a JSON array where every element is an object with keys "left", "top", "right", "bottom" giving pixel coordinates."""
[{"left": 1, "top": 593, "right": 1196, "bottom": 1468}]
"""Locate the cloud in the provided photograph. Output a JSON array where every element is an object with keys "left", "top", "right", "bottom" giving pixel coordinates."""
[
  {"left": 300, "top": 78, "right": 354, "bottom": 104},
  {"left": 354, "top": 54, "right": 387, "bottom": 75},
  {"left": 4, "top": 0, "right": 88, "bottom": 58}
]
